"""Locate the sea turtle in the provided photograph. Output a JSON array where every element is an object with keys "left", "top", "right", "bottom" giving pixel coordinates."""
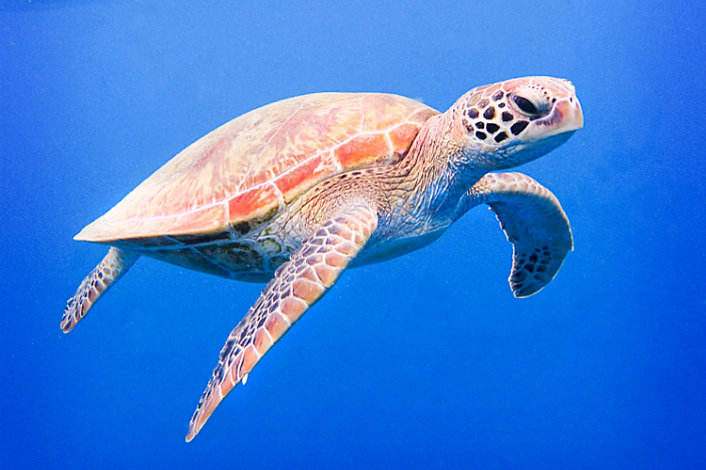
[{"left": 63, "top": 76, "right": 583, "bottom": 441}]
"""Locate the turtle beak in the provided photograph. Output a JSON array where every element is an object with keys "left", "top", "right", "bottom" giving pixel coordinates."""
[
  {"left": 521, "top": 87, "right": 583, "bottom": 143},
  {"left": 555, "top": 94, "right": 583, "bottom": 133},
  {"left": 546, "top": 78, "right": 583, "bottom": 133}
]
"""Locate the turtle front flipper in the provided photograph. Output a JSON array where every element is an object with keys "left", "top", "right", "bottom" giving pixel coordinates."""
[
  {"left": 469, "top": 172, "right": 573, "bottom": 297},
  {"left": 61, "top": 247, "right": 139, "bottom": 332},
  {"left": 186, "top": 203, "right": 378, "bottom": 442}
]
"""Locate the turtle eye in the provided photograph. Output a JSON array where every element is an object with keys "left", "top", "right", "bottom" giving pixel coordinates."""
[{"left": 513, "top": 95, "right": 540, "bottom": 115}]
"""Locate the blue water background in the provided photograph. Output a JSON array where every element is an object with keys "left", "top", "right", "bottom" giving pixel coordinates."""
[{"left": 2, "top": 1, "right": 705, "bottom": 468}]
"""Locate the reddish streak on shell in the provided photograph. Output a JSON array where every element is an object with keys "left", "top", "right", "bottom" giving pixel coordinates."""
[
  {"left": 389, "top": 123, "right": 423, "bottom": 150},
  {"left": 169, "top": 204, "right": 228, "bottom": 235},
  {"left": 272, "top": 154, "right": 330, "bottom": 203},
  {"left": 74, "top": 93, "right": 438, "bottom": 242},
  {"left": 334, "top": 132, "right": 391, "bottom": 168},
  {"left": 227, "top": 184, "right": 280, "bottom": 221}
]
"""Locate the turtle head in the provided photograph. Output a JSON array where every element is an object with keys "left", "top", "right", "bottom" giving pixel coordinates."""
[{"left": 449, "top": 76, "right": 583, "bottom": 171}]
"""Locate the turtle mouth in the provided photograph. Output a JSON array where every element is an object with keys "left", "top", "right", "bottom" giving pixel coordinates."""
[
  {"left": 521, "top": 95, "right": 583, "bottom": 142},
  {"left": 499, "top": 96, "right": 582, "bottom": 165}
]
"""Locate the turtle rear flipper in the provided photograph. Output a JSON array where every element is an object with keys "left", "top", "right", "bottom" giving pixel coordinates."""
[
  {"left": 468, "top": 172, "right": 573, "bottom": 297},
  {"left": 62, "top": 247, "right": 139, "bottom": 332}
]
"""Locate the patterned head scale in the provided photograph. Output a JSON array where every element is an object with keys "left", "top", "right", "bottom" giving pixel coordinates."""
[{"left": 453, "top": 76, "right": 583, "bottom": 169}]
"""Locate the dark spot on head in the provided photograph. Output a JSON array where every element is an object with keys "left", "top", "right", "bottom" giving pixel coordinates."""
[
  {"left": 475, "top": 131, "right": 487, "bottom": 140},
  {"left": 478, "top": 98, "right": 489, "bottom": 108},
  {"left": 494, "top": 131, "right": 508, "bottom": 143},
  {"left": 498, "top": 103, "right": 505, "bottom": 108},
  {"left": 501, "top": 111, "right": 513, "bottom": 122},
  {"left": 483, "top": 107, "right": 495, "bottom": 119},
  {"left": 475, "top": 121, "right": 484, "bottom": 129},
  {"left": 468, "top": 108, "right": 479, "bottom": 119},
  {"left": 486, "top": 123, "right": 499, "bottom": 134},
  {"left": 492, "top": 90, "right": 504, "bottom": 101},
  {"left": 529, "top": 253, "right": 538, "bottom": 263},
  {"left": 510, "top": 121, "right": 529, "bottom": 135}
]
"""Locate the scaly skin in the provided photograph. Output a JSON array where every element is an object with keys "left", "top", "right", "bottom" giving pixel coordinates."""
[
  {"left": 63, "top": 77, "right": 583, "bottom": 441},
  {"left": 62, "top": 247, "right": 139, "bottom": 332},
  {"left": 461, "top": 172, "right": 573, "bottom": 297},
  {"left": 185, "top": 78, "right": 582, "bottom": 440},
  {"left": 270, "top": 77, "right": 581, "bottom": 263},
  {"left": 186, "top": 203, "right": 378, "bottom": 441}
]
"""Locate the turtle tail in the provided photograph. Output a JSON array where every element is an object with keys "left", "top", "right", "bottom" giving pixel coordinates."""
[{"left": 61, "top": 247, "right": 139, "bottom": 333}]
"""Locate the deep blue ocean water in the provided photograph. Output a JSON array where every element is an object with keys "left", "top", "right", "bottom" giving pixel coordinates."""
[{"left": 2, "top": 1, "right": 705, "bottom": 468}]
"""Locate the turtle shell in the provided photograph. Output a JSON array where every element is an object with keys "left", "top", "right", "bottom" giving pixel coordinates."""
[{"left": 76, "top": 93, "right": 437, "bottom": 243}]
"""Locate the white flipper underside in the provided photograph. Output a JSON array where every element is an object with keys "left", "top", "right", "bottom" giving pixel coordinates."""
[{"left": 472, "top": 172, "right": 573, "bottom": 297}]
